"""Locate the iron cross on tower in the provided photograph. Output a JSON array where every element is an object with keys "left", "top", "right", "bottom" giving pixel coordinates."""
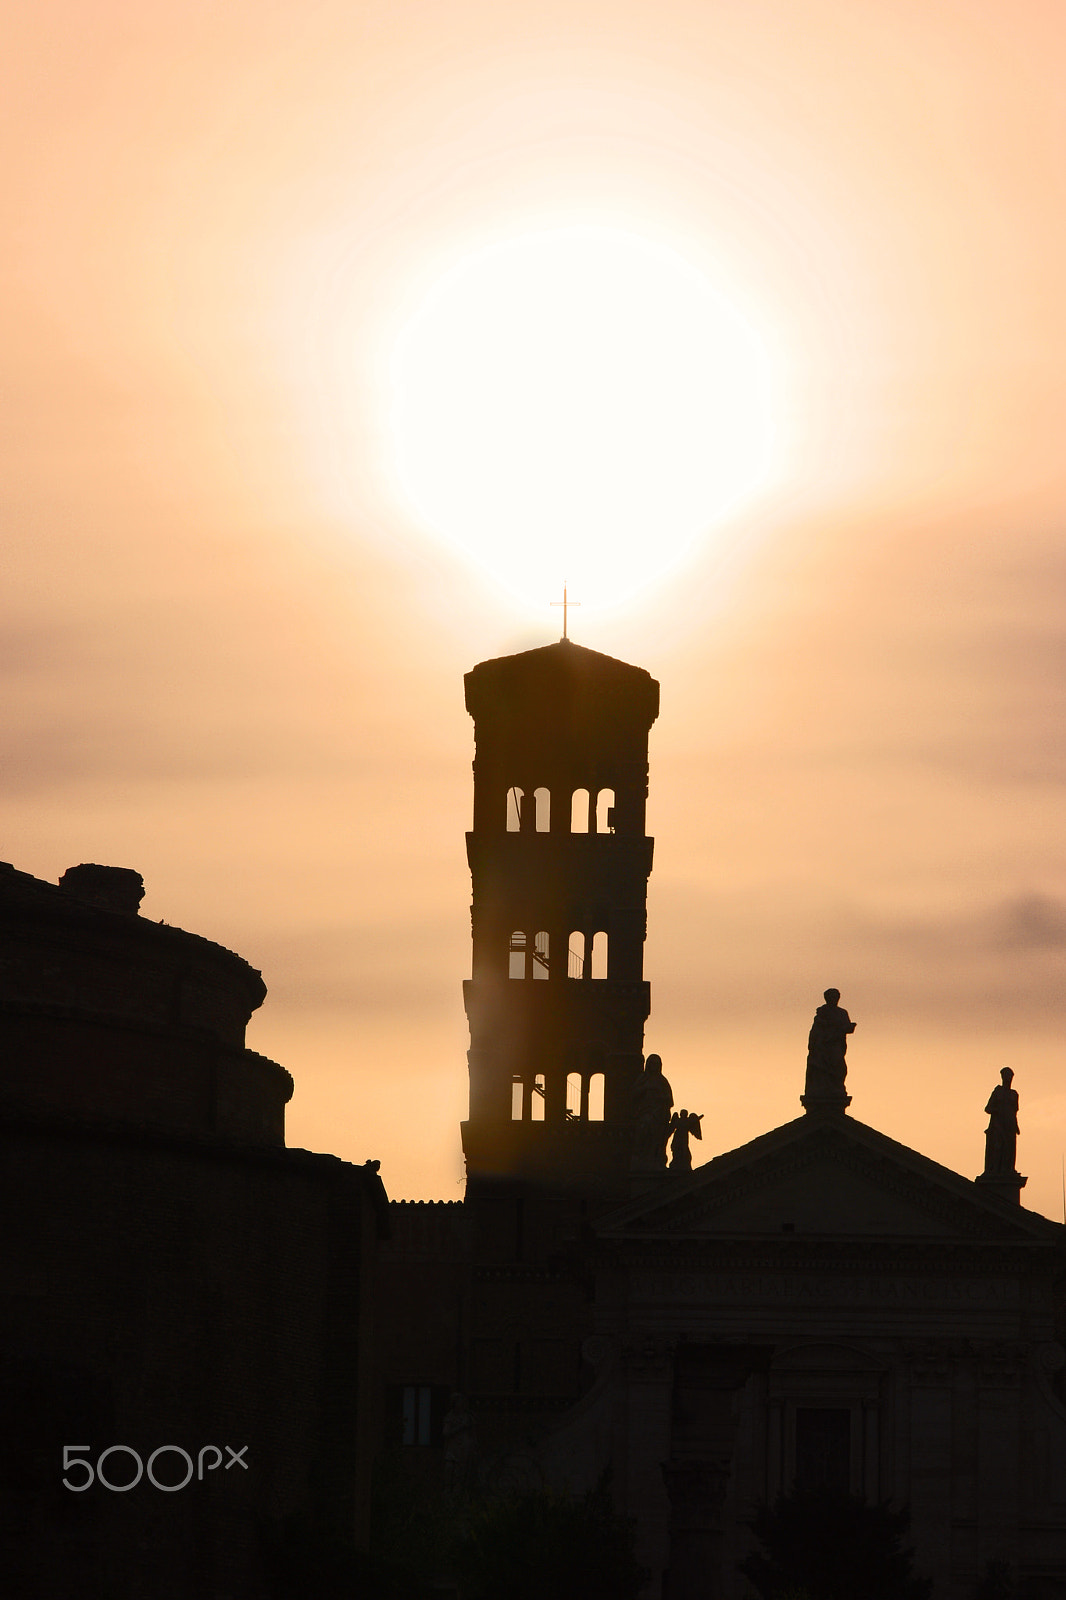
[{"left": 551, "top": 584, "right": 581, "bottom": 640}]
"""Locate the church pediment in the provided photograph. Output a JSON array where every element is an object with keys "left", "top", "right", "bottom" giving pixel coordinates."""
[{"left": 598, "top": 1113, "right": 1063, "bottom": 1245}]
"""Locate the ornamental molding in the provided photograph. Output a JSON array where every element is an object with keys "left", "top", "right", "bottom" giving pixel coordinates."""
[
  {"left": 470, "top": 1394, "right": 574, "bottom": 1414},
  {"left": 598, "top": 1240, "right": 1039, "bottom": 1277},
  {"left": 473, "top": 1265, "right": 573, "bottom": 1284},
  {"left": 901, "top": 1337, "right": 1030, "bottom": 1384},
  {"left": 620, "top": 1263, "right": 1028, "bottom": 1313}
]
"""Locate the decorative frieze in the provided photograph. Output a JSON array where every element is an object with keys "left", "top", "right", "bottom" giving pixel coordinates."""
[{"left": 632, "top": 1269, "right": 1019, "bottom": 1308}]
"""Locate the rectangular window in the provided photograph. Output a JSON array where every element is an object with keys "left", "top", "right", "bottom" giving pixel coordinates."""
[
  {"left": 795, "top": 1407, "right": 851, "bottom": 1496},
  {"left": 401, "top": 1384, "right": 432, "bottom": 1447},
  {"left": 385, "top": 1383, "right": 450, "bottom": 1447},
  {"left": 382, "top": 1382, "right": 448, "bottom": 1446}
]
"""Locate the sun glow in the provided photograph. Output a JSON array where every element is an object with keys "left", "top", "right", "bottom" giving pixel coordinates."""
[{"left": 388, "top": 224, "right": 782, "bottom": 610}]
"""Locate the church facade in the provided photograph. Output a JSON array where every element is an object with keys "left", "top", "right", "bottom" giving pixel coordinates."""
[{"left": 549, "top": 1108, "right": 1066, "bottom": 1598}]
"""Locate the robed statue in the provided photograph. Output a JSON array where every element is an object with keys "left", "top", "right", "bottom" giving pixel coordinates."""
[
  {"left": 632, "top": 1053, "right": 674, "bottom": 1170},
  {"left": 804, "top": 988, "right": 855, "bottom": 1101},
  {"left": 983, "top": 1068, "right": 1020, "bottom": 1176}
]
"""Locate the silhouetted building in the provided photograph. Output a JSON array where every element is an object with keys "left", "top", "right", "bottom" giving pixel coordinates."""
[
  {"left": 0, "top": 861, "right": 387, "bottom": 1600},
  {"left": 377, "top": 638, "right": 1066, "bottom": 1600}
]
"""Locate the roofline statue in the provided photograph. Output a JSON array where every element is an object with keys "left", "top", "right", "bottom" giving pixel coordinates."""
[
  {"left": 976, "top": 1067, "right": 1027, "bottom": 1204},
  {"left": 631, "top": 1053, "right": 674, "bottom": 1172},
  {"left": 801, "top": 988, "right": 854, "bottom": 1112},
  {"left": 668, "top": 1109, "right": 703, "bottom": 1173}
]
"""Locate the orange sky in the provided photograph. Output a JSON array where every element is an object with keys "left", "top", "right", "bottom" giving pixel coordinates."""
[{"left": 4, "top": 1, "right": 1066, "bottom": 1214}]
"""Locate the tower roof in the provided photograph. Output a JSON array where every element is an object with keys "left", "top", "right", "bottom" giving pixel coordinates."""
[{"left": 465, "top": 639, "right": 659, "bottom": 736}]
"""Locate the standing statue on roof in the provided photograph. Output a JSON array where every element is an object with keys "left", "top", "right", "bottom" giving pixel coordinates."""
[
  {"left": 982, "top": 1067, "right": 1020, "bottom": 1176},
  {"left": 803, "top": 988, "right": 856, "bottom": 1103},
  {"left": 631, "top": 1053, "right": 674, "bottom": 1170}
]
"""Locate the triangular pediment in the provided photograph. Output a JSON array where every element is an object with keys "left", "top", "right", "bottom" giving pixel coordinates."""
[{"left": 598, "top": 1112, "right": 1063, "bottom": 1245}]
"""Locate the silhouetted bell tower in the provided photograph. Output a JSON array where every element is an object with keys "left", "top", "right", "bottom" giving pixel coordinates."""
[{"left": 461, "top": 638, "right": 659, "bottom": 1196}]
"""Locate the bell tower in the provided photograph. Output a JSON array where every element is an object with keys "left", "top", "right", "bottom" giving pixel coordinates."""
[{"left": 461, "top": 638, "right": 659, "bottom": 1197}]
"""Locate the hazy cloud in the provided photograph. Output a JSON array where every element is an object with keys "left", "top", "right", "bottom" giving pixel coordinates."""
[{"left": 251, "top": 919, "right": 468, "bottom": 1015}]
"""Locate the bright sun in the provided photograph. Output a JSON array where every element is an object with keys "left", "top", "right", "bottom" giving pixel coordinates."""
[{"left": 389, "top": 224, "right": 781, "bottom": 611}]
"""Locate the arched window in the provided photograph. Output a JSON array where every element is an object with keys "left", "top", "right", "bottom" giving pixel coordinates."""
[
  {"left": 587, "top": 1073, "right": 605, "bottom": 1122},
  {"left": 509, "top": 931, "right": 527, "bottom": 979},
  {"left": 571, "top": 788, "right": 590, "bottom": 833},
  {"left": 533, "top": 931, "right": 549, "bottom": 979},
  {"left": 507, "top": 787, "right": 524, "bottom": 833},
  {"left": 567, "top": 931, "right": 585, "bottom": 979},
  {"left": 534, "top": 786, "right": 550, "bottom": 832},
  {"left": 511, "top": 1077, "right": 524, "bottom": 1121},
  {"left": 566, "top": 1072, "right": 582, "bottom": 1121},
  {"left": 531, "top": 1073, "right": 546, "bottom": 1122},
  {"left": 590, "top": 930, "right": 607, "bottom": 980},
  {"left": 596, "top": 787, "right": 615, "bottom": 834}
]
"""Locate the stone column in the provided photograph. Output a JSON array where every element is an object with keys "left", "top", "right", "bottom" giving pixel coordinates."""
[
  {"left": 905, "top": 1342, "right": 954, "bottom": 1593},
  {"left": 766, "top": 1397, "right": 784, "bottom": 1502},
  {"left": 622, "top": 1337, "right": 676, "bottom": 1600},
  {"left": 861, "top": 1397, "right": 880, "bottom": 1502},
  {"left": 661, "top": 1461, "right": 729, "bottom": 1600},
  {"left": 975, "top": 1342, "right": 1024, "bottom": 1579}
]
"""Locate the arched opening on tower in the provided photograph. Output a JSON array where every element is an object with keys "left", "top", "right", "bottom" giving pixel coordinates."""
[
  {"left": 534, "top": 787, "right": 550, "bottom": 832},
  {"left": 587, "top": 1073, "right": 605, "bottom": 1121},
  {"left": 590, "top": 931, "right": 608, "bottom": 980},
  {"left": 565, "top": 1072, "right": 582, "bottom": 1121},
  {"left": 568, "top": 931, "right": 585, "bottom": 978},
  {"left": 533, "top": 931, "right": 549, "bottom": 978},
  {"left": 508, "top": 931, "right": 527, "bottom": 979},
  {"left": 570, "top": 788, "right": 590, "bottom": 833},
  {"left": 595, "top": 788, "right": 615, "bottom": 833},
  {"left": 531, "top": 1072, "right": 545, "bottom": 1121},
  {"left": 506, "top": 787, "right": 524, "bottom": 833},
  {"left": 511, "top": 1076, "right": 524, "bottom": 1120}
]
